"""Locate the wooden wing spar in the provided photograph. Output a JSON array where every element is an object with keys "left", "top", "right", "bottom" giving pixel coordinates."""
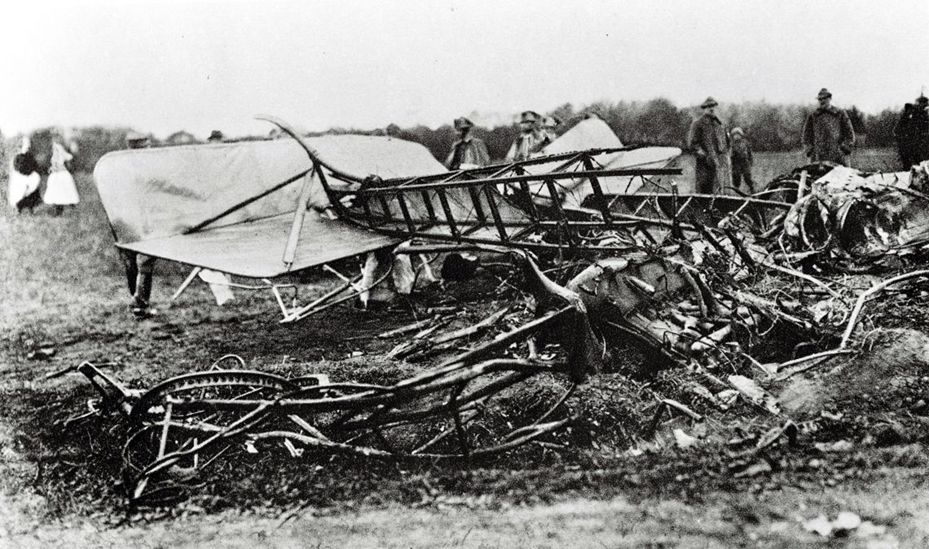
[{"left": 93, "top": 115, "right": 790, "bottom": 281}]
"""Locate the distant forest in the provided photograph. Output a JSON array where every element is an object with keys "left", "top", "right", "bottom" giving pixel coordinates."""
[
  {"left": 387, "top": 99, "right": 897, "bottom": 164},
  {"left": 4, "top": 98, "right": 906, "bottom": 173}
]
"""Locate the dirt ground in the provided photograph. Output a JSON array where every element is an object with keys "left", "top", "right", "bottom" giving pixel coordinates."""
[{"left": 3, "top": 164, "right": 929, "bottom": 547}]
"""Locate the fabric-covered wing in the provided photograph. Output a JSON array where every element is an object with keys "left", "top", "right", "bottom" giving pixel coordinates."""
[
  {"left": 94, "top": 134, "right": 446, "bottom": 278},
  {"left": 520, "top": 118, "right": 682, "bottom": 206},
  {"left": 118, "top": 212, "right": 398, "bottom": 278}
]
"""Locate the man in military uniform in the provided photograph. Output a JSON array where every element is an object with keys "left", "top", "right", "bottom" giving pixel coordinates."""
[
  {"left": 506, "top": 111, "right": 544, "bottom": 161},
  {"left": 687, "top": 97, "right": 731, "bottom": 194},
  {"left": 539, "top": 115, "right": 562, "bottom": 150},
  {"left": 894, "top": 95, "right": 929, "bottom": 168},
  {"left": 913, "top": 96, "right": 929, "bottom": 166},
  {"left": 445, "top": 117, "right": 490, "bottom": 170},
  {"left": 802, "top": 88, "right": 855, "bottom": 166}
]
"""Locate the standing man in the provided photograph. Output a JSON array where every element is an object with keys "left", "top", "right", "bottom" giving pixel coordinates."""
[
  {"left": 802, "top": 88, "right": 855, "bottom": 166},
  {"left": 123, "top": 131, "right": 157, "bottom": 319},
  {"left": 687, "top": 97, "right": 731, "bottom": 194},
  {"left": 913, "top": 96, "right": 929, "bottom": 166},
  {"left": 506, "top": 111, "right": 543, "bottom": 161},
  {"left": 729, "top": 127, "right": 756, "bottom": 193},
  {"left": 895, "top": 95, "right": 929, "bottom": 168},
  {"left": 539, "top": 115, "right": 562, "bottom": 149},
  {"left": 445, "top": 117, "right": 490, "bottom": 170}
]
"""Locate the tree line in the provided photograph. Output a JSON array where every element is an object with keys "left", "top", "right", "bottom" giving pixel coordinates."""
[
  {"left": 3, "top": 99, "right": 906, "bottom": 173},
  {"left": 401, "top": 100, "right": 901, "bottom": 163}
]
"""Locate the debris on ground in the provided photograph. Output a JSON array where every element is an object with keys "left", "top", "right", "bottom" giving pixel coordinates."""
[
  {"left": 802, "top": 511, "right": 890, "bottom": 541},
  {"left": 59, "top": 161, "right": 929, "bottom": 509}
]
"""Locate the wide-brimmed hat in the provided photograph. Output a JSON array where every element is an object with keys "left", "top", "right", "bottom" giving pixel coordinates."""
[
  {"left": 731, "top": 127, "right": 744, "bottom": 136},
  {"left": 817, "top": 88, "right": 833, "bottom": 100},
  {"left": 700, "top": 97, "right": 718, "bottom": 109},
  {"left": 126, "top": 131, "right": 148, "bottom": 143},
  {"left": 208, "top": 130, "right": 224, "bottom": 141},
  {"left": 453, "top": 117, "right": 474, "bottom": 130},
  {"left": 519, "top": 111, "right": 540, "bottom": 124}
]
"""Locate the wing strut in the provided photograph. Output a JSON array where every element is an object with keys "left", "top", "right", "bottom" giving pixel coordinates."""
[{"left": 282, "top": 166, "right": 317, "bottom": 270}]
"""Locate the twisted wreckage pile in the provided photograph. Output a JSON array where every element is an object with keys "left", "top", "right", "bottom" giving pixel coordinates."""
[{"left": 68, "top": 157, "right": 929, "bottom": 506}]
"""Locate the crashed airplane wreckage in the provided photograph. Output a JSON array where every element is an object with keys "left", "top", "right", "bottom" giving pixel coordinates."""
[{"left": 76, "top": 116, "right": 929, "bottom": 505}]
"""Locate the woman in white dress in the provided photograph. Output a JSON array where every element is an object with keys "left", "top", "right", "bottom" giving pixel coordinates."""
[
  {"left": 7, "top": 137, "right": 42, "bottom": 214},
  {"left": 44, "top": 140, "right": 80, "bottom": 214}
]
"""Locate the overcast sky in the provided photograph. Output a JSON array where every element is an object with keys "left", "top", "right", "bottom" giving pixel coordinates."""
[{"left": 2, "top": 0, "right": 928, "bottom": 139}]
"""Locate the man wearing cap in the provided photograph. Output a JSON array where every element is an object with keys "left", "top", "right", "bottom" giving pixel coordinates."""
[
  {"left": 506, "top": 111, "right": 544, "bottom": 162},
  {"left": 445, "top": 117, "right": 490, "bottom": 170},
  {"left": 802, "top": 88, "right": 855, "bottom": 166},
  {"left": 687, "top": 97, "right": 731, "bottom": 194},
  {"left": 539, "top": 115, "right": 562, "bottom": 149},
  {"left": 894, "top": 96, "right": 929, "bottom": 168},
  {"left": 123, "top": 132, "right": 157, "bottom": 318},
  {"left": 207, "top": 130, "right": 224, "bottom": 143},
  {"left": 730, "top": 127, "right": 756, "bottom": 193}
]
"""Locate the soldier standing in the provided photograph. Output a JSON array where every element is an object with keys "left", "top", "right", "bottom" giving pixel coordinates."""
[
  {"left": 506, "top": 111, "right": 544, "bottom": 161},
  {"left": 687, "top": 97, "right": 731, "bottom": 194},
  {"left": 445, "top": 117, "right": 490, "bottom": 170},
  {"left": 730, "top": 127, "right": 755, "bottom": 193},
  {"left": 802, "top": 88, "right": 855, "bottom": 166},
  {"left": 895, "top": 96, "right": 929, "bottom": 168},
  {"left": 914, "top": 96, "right": 929, "bottom": 166},
  {"left": 539, "top": 115, "right": 562, "bottom": 150}
]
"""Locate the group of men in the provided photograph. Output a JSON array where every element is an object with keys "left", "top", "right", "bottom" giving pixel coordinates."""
[
  {"left": 444, "top": 110, "right": 561, "bottom": 170},
  {"left": 443, "top": 88, "right": 865, "bottom": 196},
  {"left": 688, "top": 88, "right": 858, "bottom": 195}
]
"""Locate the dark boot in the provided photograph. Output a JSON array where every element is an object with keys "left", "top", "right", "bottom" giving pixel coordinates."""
[
  {"left": 132, "top": 272, "right": 154, "bottom": 318},
  {"left": 123, "top": 253, "right": 138, "bottom": 296}
]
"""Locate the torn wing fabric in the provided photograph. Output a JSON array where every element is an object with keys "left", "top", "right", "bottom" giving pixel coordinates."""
[
  {"left": 524, "top": 117, "right": 682, "bottom": 207},
  {"left": 540, "top": 117, "right": 624, "bottom": 155},
  {"left": 93, "top": 135, "right": 446, "bottom": 278}
]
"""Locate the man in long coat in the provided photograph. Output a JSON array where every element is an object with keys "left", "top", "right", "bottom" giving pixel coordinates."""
[
  {"left": 445, "top": 117, "right": 490, "bottom": 170},
  {"left": 894, "top": 95, "right": 929, "bottom": 168},
  {"left": 802, "top": 88, "right": 855, "bottom": 166},
  {"left": 687, "top": 97, "right": 731, "bottom": 194}
]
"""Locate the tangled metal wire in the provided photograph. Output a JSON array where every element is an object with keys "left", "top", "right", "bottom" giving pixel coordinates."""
[{"left": 71, "top": 305, "right": 583, "bottom": 504}]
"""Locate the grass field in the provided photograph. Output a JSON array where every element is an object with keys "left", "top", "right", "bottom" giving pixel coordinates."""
[{"left": 2, "top": 154, "right": 928, "bottom": 547}]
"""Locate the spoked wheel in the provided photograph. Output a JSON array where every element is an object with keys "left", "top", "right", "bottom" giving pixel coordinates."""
[{"left": 124, "top": 370, "right": 296, "bottom": 502}]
